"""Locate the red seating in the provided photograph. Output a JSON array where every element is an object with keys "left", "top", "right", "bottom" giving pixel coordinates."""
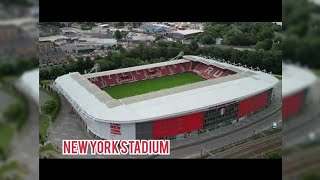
[
  {"left": 118, "top": 72, "right": 134, "bottom": 83},
  {"left": 200, "top": 66, "right": 215, "bottom": 79},
  {"left": 88, "top": 60, "right": 237, "bottom": 89},
  {"left": 193, "top": 63, "right": 207, "bottom": 74},
  {"left": 102, "top": 74, "right": 118, "bottom": 86},
  {"left": 211, "top": 69, "right": 224, "bottom": 79},
  {"left": 159, "top": 66, "right": 171, "bottom": 77},
  {"left": 169, "top": 64, "right": 183, "bottom": 74},
  {"left": 132, "top": 70, "right": 147, "bottom": 81},
  {"left": 185, "top": 62, "right": 192, "bottom": 71},
  {"left": 146, "top": 68, "right": 160, "bottom": 78},
  {"left": 88, "top": 77, "right": 104, "bottom": 88}
]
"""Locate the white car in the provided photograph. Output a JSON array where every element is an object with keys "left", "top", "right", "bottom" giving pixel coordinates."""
[{"left": 272, "top": 122, "right": 277, "bottom": 129}]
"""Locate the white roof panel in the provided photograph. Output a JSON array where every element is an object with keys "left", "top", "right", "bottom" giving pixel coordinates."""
[
  {"left": 282, "top": 63, "right": 317, "bottom": 97},
  {"left": 56, "top": 56, "right": 279, "bottom": 123}
]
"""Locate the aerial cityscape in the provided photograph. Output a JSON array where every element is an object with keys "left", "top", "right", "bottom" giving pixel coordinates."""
[
  {"left": 1, "top": 0, "right": 320, "bottom": 179},
  {"left": 38, "top": 21, "right": 283, "bottom": 159}
]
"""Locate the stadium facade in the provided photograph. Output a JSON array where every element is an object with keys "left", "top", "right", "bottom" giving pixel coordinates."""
[
  {"left": 54, "top": 55, "right": 278, "bottom": 141},
  {"left": 282, "top": 63, "right": 317, "bottom": 120}
]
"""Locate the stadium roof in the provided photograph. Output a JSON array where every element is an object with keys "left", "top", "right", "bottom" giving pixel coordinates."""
[
  {"left": 282, "top": 63, "right": 317, "bottom": 97},
  {"left": 16, "top": 69, "right": 39, "bottom": 105},
  {"left": 55, "top": 56, "right": 279, "bottom": 123}
]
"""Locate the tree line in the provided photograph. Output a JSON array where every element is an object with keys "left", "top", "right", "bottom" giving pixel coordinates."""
[
  {"left": 283, "top": 0, "right": 320, "bottom": 69},
  {"left": 195, "top": 22, "right": 281, "bottom": 48},
  {"left": 40, "top": 41, "right": 281, "bottom": 80},
  {"left": 0, "top": 57, "right": 38, "bottom": 77}
]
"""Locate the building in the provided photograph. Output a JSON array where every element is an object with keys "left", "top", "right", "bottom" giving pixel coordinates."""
[
  {"left": 167, "top": 29, "right": 203, "bottom": 39},
  {"left": 39, "top": 35, "right": 70, "bottom": 45},
  {"left": 140, "top": 23, "right": 167, "bottom": 33},
  {"left": 76, "top": 37, "right": 117, "bottom": 47},
  {"left": 60, "top": 43, "right": 95, "bottom": 54},
  {"left": 282, "top": 63, "right": 317, "bottom": 120},
  {"left": 59, "top": 27, "right": 82, "bottom": 36},
  {"left": 131, "top": 35, "right": 156, "bottom": 45},
  {"left": 39, "top": 41, "right": 55, "bottom": 53},
  {"left": 54, "top": 55, "right": 278, "bottom": 141},
  {"left": 39, "top": 49, "right": 68, "bottom": 69},
  {"left": 0, "top": 25, "right": 37, "bottom": 59}
]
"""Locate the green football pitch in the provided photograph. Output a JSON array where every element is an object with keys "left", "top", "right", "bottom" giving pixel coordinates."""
[{"left": 103, "top": 72, "right": 205, "bottom": 99}]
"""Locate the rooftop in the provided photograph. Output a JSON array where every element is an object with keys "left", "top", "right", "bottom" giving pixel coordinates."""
[
  {"left": 170, "top": 29, "right": 204, "bottom": 35},
  {"left": 282, "top": 63, "right": 317, "bottom": 97},
  {"left": 56, "top": 56, "right": 278, "bottom": 123}
]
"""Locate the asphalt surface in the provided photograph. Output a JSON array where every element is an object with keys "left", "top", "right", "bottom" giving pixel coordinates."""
[{"left": 46, "top": 93, "right": 95, "bottom": 158}]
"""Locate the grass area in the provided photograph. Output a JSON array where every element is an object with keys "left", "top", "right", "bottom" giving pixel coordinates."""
[
  {"left": 39, "top": 143, "right": 60, "bottom": 154},
  {"left": 0, "top": 122, "right": 15, "bottom": 160},
  {"left": 39, "top": 114, "right": 51, "bottom": 144},
  {"left": 0, "top": 84, "right": 29, "bottom": 130},
  {"left": 103, "top": 72, "right": 205, "bottom": 99},
  {"left": 265, "top": 149, "right": 282, "bottom": 159},
  {"left": 39, "top": 87, "right": 61, "bottom": 145},
  {"left": 39, "top": 143, "right": 61, "bottom": 159},
  {"left": 312, "top": 69, "right": 320, "bottom": 77},
  {"left": 300, "top": 170, "right": 320, "bottom": 180},
  {"left": 0, "top": 160, "right": 26, "bottom": 178},
  {"left": 40, "top": 88, "right": 61, "bottom": 122}
]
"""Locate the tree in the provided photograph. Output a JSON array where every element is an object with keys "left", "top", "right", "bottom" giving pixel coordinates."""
[
  {"left": 100, "top": 46, "right": 105, "bottom": 50},
  {"left": 257, "top": 28, "right": 274, "bottom": 41},
  {"left": 40, "top": 69, "right": 50, "bottom": 80},
  {"left": 50, "top": 67, "right": 66, "bottom": 79},
  {"left": 200, "top": 35, "right": 215, "bottom": 44},
  {"left": 41, "top": 101, "right": 56, "bottom": 114},
  {"left": 188, "top": 41, "right": 199, "bottom": 51},
  {"left": 3, "top": 102, "right": 23, "bottom": 123},
  {"left": 255, "top": 39, "right": 273, "bottom": 50},
  {"left": 115, "top": 30, "right": 122, "bottom": 39}
]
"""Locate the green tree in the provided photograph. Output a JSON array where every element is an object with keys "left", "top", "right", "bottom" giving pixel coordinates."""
[
  {"left": 200, "top": 35, "right": 215, "bottom": 44},
  {"left": 3, "top": 102, "right": 23, "bottom": 123},
  {"left": 256, "top": 39, "right": 273, "bottom": 50},
  {"left": 40, "top": 69, "right": 50, "bottom": 80},
  {"left": 115, "top": 30, "right": 122, "bottom": 39},
  {"left": 188, "top": 41, "right": 199, "bottom": 51},
  {"left": 50, "top": 67, "right": 66, "bottom": 79},
  {"left": 41, "top": 101, "right": 56, "bottom": 114}
]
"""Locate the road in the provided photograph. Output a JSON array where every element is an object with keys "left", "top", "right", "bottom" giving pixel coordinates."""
[{"left": 46, "top": 93, "right": 95, "bottom": 158}]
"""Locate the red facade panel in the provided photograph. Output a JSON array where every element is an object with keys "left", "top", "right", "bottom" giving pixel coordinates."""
[
  {"left": 282, "top": 91, "right": 303, "bottom": 120},
  {"left": 237, "top": 91, "right": 268, "bottom": 118},
  {"left": 152, "top": 112, "right": 204, "bottom": 139}
]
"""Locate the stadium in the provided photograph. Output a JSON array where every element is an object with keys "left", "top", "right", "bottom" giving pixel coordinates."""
[
  {"left": 282, "top": 63, "right": 317, "bottom": 120},
  {"left": 54, "top": 55, "right": 278, "bottom": 141}
]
